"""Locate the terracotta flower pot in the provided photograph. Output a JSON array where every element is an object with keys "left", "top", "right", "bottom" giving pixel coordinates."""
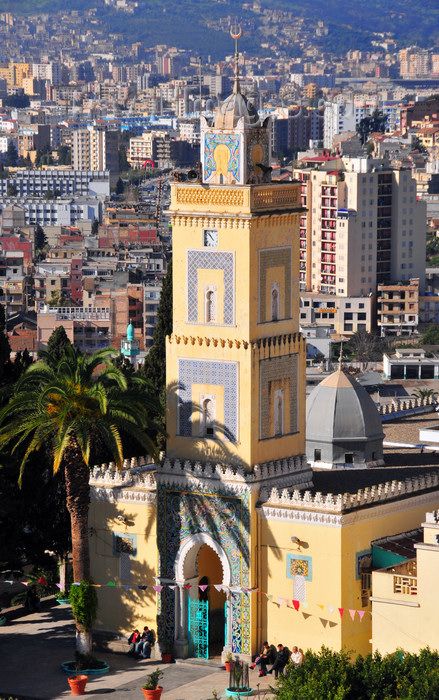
[
  {"left": 224, "top": 661, "right": 235, "bottom": 672},
  {"left": 141, "top": 686, "right": 163, "bottom": 700},
  {"left": 67, "top": 675, "right": 88, "bottom": 696},
  {"left": 161, "top": 653, "right": 172, "bottom": 663}
]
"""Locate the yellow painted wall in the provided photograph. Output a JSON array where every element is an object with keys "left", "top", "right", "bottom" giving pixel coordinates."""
[
  {"left": 372, "top": 518, "right": 439, "bottom": 655},
  {"left": 89, "top": 498, "right": 158, "bottom": 636}
]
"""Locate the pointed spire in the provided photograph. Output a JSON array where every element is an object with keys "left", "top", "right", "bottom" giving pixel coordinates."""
[{"left": 230, "top": 23, "right": 242, "bottom": 95}]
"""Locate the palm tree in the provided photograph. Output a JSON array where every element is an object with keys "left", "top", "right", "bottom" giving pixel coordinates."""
[
  {"left": 411, "top": 388, "right": 439, "bottom": 402},
  {"left": 0, "top": 346, "right": 158, "bottom": 654}
]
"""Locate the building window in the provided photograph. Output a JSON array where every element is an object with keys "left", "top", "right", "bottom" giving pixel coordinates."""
[
  {"left": 205, "top": 286, "right": 216, "bottom": 324},
  {"left": 314, "top": 448, "right": 321, "bottom": 461},
  {"left": 345, "top": 453, "right": 354, "bottom": 464},
  {"left": 274, "top": 389, "right": 284, "bottom": 436},
  {"left": 271, "top": 283, "right": 280, "bottom": 321},
  {"left": 201, "top": 396, "right": 215, "bottom": 437}
]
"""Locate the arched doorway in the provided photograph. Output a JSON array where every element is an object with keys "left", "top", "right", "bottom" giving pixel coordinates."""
[
  {"left": 174, "top": 533, "right": 232, "bottom": 660},
  {"left": 197, "top": 544, "right": 226, "bottom": 656}
]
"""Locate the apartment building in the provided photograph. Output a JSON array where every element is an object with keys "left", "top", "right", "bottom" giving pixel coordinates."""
[
  {"left": 376, "top": 278, "right": 420, "bottom": 337},
  {"left": 0, "top": 197, "right": 102, "bottom": 227},
  {"left": 300, "top": 293, "right": 373, "bottom": 336},
  {"left": 399, "top": 47, "right": 432, "bottom": 79},
  {"left": 72, "top": 127, "right": 119, "bottom": 182},
  {"left": 128, "top": 131, "right": 197, "bottom": 169},
  {"left": 0, "top": 170, "right": 110, "bottom": 199},
  {"left": 294, "top": 156, "right": 426, "bottom": 298},
  {"left": 323, "top": 102, "right": 375, "bottom": 149},
  {"left": 37, "top": 304, "right": 111, "bottom": 352}
]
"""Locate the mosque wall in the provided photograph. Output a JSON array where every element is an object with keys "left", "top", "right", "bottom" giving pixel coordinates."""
[{"left": 89, "top": 496, "right": 158, "bottom": 636}]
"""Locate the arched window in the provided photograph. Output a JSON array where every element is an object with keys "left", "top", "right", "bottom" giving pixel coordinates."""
[
  {"left": 202, "top": 396, "right": 215, "bottom": 437},
  {"left": 274, "top": 389, "right": 284, "bottom": 436},
  {"left": 271, "top": 284, "right": 280, "bottom": 321},
  {"left": 205, "top": 287, "right": 216, "bottom": 324}
]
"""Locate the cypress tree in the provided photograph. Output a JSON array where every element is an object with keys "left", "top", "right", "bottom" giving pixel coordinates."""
[{"left": 39, "top": 325, "right": 73, "bottom": 368}]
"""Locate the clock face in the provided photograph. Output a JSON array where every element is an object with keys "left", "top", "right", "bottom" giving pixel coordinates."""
[{"left": 203, "top": 229, "right": 218, "bottom": 247}]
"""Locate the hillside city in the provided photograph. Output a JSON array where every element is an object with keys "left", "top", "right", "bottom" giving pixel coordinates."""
[{"left": 0, "top": 1, "right": 439, "bottom": 699}]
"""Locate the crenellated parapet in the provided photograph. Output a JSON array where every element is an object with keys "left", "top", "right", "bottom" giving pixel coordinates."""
[{"left": 261, "top": 471, "right": 439, "bottom": 515}]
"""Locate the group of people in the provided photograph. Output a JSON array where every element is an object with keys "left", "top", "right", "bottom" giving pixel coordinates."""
[
  {"left": 127, "top": 626, "right": 155, "bottom": 659},
  {"left": 251, "top": 642, "right": 304, "bottom": 678}
]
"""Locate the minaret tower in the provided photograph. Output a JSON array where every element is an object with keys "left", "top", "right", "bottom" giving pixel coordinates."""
[
  {"left": 158, "top": 30, "right": 309, "bottom": 663},
  {"left": 166, "top": 30, "right": 307, "bottom": 470}
]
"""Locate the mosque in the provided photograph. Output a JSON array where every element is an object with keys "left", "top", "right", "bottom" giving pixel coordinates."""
[{"left": 89, "top": 40, "right": 439, "bottom": 661}]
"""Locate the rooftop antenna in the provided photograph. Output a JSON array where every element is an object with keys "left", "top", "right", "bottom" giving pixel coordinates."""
[{"left": 230, "top": 21, "right": 242, "bottom": 95}]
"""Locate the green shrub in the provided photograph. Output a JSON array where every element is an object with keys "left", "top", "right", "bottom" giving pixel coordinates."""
[
  {"left": 275, "top": 647, "right": 439, "bottom": 700},
  {"left": 69, "top": 580, "right": 97, "bottom": 630}
]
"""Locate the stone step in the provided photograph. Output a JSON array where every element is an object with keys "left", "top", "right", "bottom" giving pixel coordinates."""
[{"left": 176, "top": 657, "right": 224, "bottom": 670}]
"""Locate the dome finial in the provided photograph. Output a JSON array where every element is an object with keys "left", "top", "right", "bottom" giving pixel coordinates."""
[
  {"left": 338, "top": 340, "right": 344, "bottom": 370},
  {"left": 230, "top": 22, "right": 242, "bottom": 95}
]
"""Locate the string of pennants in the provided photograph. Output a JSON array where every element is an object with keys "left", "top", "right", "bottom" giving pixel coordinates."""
[{"left": 33, "top": 579, "right": 370, "bottom": 623}]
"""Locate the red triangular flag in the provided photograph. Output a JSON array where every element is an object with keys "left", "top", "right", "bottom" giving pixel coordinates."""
[
  {"left": 338, "top": 607, "right": 344, "bottom": 618},
  {"left": 292, "top": 599, "right": 300, "bottom": 611},
  {"left": 184, "top": 584, "right": 192, "bottom": 590}
]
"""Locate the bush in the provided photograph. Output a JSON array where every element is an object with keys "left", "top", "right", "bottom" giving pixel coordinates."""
[
  {"left": 69, "top": 580, "right": 98, "bottom": 630},
  {"left": 275, "top": 647, "right": 439, "bottom": 700}
]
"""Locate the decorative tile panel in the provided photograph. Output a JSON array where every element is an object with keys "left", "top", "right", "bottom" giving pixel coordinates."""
[
  {"left": 356, "top": 550, "right": 372, "bottom": 579},
  {"left": 178, "top": 359, "right": 238, "bottom": 442},
  {"left": 259, "top": 354, "right": 298, "bottom": 439},
  {"left": 187, "top": 250, "right": 235, "bottom": 325},
  {"left": 157, "top": 484, "right": 251, "bottom": 654},
  {"left": 286, "top": 554, "right": 312, "bottom": 581},
  {"left": 259, "top": 247, "right": 292, "bottom": 323},
  {"left": 112, "top": 532, "right": 137, "bottom": 557}
]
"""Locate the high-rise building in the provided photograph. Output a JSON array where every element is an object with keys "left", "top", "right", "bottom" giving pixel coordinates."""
[
  {"left": 323, "top": 102, "right": 376, "bottom": 149},
  {"left": 294, "top": 156, "right": 426, "bottom": 297},
  {"left": 399, "top": 47, "right": 431, "bottom": 79},
  {"left": 72, "top": 127, "right": 119, "bottom": 183}
]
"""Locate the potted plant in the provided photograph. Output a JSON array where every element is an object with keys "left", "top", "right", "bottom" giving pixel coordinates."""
[
  {"left": 224, "top": 651, "right": 235, "bottom": 673},
  {"left": 61, "top": 652, "right": 110, "bottom": 676},
  {"left": 141, "top": 669, "right": 164, "bottom": 700},
  {"left": 67, "top": 674, "right": 88, "bottom": 696},
  {"left": 56, "top": 589, "right": 70, "bottom": 605}
]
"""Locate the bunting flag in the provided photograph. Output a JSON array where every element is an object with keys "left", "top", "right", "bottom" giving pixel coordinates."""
[
  {"left": 49, "top": 576, "right": 370, "bottom": 625},
  {"left": 37, "top": 576, "right": 48, "bottom": 586},
  {"left": 56, "top": 583, "right": 62, "bottom": 589}
]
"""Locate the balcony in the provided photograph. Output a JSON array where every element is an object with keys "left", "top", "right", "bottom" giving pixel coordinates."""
[{"left": 372, "top": 560, "right": 418, "bottom": 604}]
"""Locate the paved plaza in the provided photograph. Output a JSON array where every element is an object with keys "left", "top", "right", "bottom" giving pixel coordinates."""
[{"left": 0, "top": 606, "right": 275, "bottom": 700}]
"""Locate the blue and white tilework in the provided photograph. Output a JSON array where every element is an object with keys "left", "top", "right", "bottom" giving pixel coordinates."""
[
  {"left": 178, "top": 359, "right": 238, "bottom": 442},
  {"left": 187, "top": 250, "right": 235, "bottom": 325}
]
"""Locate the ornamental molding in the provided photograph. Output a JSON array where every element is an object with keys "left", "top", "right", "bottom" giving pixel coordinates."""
[
  {"left": 174, "top": 533, "right": 231, "bottom": 585},
  {"left": 91, "top": 486, "right": 156, "bottom": 505},
  {"left": 171, "top": 214, "right": 251, "bottom": 230},
  {"left": 260, "top": 505, "right": 343, "bottom": 527}
]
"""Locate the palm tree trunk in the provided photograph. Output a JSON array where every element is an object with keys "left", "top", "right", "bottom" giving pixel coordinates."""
[{"left": 63, "top": 444, "right": 92, "bottom": 655}]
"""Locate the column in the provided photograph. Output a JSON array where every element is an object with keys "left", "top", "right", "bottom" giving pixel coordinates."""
[{"left": 174, "top": 584, "right": 189, "bottom": 658}]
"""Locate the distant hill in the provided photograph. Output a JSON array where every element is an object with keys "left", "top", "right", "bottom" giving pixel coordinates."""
[{"left": 1, "top": 0, "right": 438, "bottom": 57}]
